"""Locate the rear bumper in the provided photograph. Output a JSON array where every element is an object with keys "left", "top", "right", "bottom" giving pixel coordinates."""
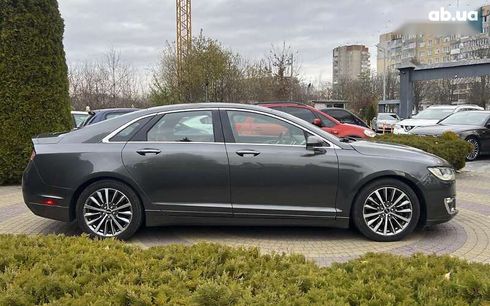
[{"left": 22, "top": 161, "right": 73, "bottom": 222}]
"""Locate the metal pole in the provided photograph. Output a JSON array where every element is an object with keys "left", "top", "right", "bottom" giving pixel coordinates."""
[
  {"left": 382, "top": 47, "right": 387, "bottom": 101},
  {"left": 289, "top": 54, "right": 294, "bottom": 101}
]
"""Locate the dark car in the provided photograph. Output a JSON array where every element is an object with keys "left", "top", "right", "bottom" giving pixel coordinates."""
[
  {"left": 23, "top": 103, "right": 457, "bottom": 242},
  {"left": 260, "top": 103, "right": 376, "bottom": 139},
  {"left": 320, "top": 108, "right": 370, "bottom": 128},
  {"left": 411, "top": 111, "right": 490, "bottom": 161},
  {"left": 80, "top": 108, "right": 138, "bottom": 127}
]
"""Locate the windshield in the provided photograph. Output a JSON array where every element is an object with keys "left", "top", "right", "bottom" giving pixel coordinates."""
[
  {"left": 413, "top": 108, "right": 454, "bottom": 120},
  {"left": 440, "top": 112, "right": 489, "bottom": 126},
  {"left": 378, "top": 114, "right": 398, "bottom": 120}
]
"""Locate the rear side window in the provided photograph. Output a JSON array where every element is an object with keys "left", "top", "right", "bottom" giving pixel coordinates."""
[{"left": 110, "top": 117, "right": 152, "bottom": 142}]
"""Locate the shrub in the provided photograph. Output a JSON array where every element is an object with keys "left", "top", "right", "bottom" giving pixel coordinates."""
[
  {"left": 372, "top": 132, "right": 473, "bottom": 170},
  {"left": 0, "top": 0, "right": 72, "bottom": 184},
  {"left": 0, "top": 235, "right": 488, "bottom": 305}
]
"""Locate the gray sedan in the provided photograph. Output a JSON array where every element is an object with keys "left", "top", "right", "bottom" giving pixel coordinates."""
[{"left": 22, "top": 103, "right": 457, "bottom": 241}]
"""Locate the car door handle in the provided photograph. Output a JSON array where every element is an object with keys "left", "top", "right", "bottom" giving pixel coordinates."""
[
  {"left": 136, "top": 148, "right": 161, "bottom": 156},
  {"left": 236, "top": 150, "right": 260, "bottom": 157}
]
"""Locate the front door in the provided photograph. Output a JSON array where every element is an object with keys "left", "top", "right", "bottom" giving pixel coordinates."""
[
  {"left": 122, "top": 110, "right": 231, "bottom": 217},
  {"left": 222, "top": 109, "right": 339, "bottom": 219}
]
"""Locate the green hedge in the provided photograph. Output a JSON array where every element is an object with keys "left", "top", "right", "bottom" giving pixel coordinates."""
[
  {"left": 372, "top": 132, "right": 472, "bottom": 170},
  {"left": 0, "top": 235, "right": 488, "bottom": 305},
  {"left": 0, "top": 0, "right": 72, "bottom": 184}
]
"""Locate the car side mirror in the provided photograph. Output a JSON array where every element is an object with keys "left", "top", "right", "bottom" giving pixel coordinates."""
[
  {"left": 312, "top": 118, "right": 323, "bottom": 127},
  {"left": 306, "top": 136, "right": 326, "bottom": 154}
]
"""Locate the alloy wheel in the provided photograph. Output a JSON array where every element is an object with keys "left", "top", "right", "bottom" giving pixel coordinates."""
[
  {"left": 362, "top": 187, "right": 413, "bottom": 237},
  {"left": 466, "top": 138, "right": 479, "bottom": 161},
  {"left": 83, "top": 188, "right": 133, "bottom": 237}
]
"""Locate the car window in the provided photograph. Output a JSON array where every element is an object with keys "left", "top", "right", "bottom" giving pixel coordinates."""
[
  {"left": 316, "top": 113, "right": 336, "bottom": 128},
  {"left": 378, "top": 114, "right": 399, "bottom": 120},
  {"left": 73, "top": 113, "right": 89, "bottom": 127},
  {"left": 147, "top": 111, "right": 214, "bottom": 142},
  {"left": 440, "top": 112, "right": 489, "bottom": 126},
  {"left": 279, "top": 107, "right": 317, "bottom": 124},
  {"left": 110, "top": 117, "right": 150, "bottom": 142},
  {"left": 413, "top": 108, "right": 454, "bottom": 120},
  {"left": 322, "top": 109, "right": 355, "bottom": 124},
  {"left": 227, "top": 111, "right": 309, "bottom": 145},
  {"left": 106, "top": 112, "right": 130, "bottom": 120}
]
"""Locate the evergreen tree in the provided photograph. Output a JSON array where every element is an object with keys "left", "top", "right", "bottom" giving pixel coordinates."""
[{"left": 0, "top": 0, "right": 72, "bottom": 184}]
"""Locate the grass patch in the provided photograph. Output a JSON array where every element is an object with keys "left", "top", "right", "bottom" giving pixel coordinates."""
[
  {"left": 373, "top": 132, "right": 472, "bottom": 170},
  {"left": 0, "top": 234, "right": 488, "bottom": 305}
]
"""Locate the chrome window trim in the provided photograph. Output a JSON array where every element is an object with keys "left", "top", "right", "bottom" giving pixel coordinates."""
[{"left": 102, "top": 107, "right": 340, "bottom": 149}]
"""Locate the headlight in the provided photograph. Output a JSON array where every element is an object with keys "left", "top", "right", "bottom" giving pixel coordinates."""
[
  {"left": 363, "top": 129, "right": 376, "bottom": 138},
  {"left": 428, "top": 167, "right": 455, "bottom": 181}
]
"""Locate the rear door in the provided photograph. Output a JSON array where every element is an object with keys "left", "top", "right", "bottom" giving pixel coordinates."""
[
  {"left": 121, "top": 109, "right": 231, "bottom": 217},
  {"left": 222, "top": 109, "right": 339, "bottom": 219}
]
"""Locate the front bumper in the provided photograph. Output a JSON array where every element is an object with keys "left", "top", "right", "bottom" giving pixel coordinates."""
[
  {"left": 22, "top": 161, "right": 73, "bottom": 222},
  {"left": 420, "top": 177, "right": 458, "bottom": 226}
]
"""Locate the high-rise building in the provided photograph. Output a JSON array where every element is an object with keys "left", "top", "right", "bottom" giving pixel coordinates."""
[{"left": 332, "top": 45, "right": 370, "bottom": 84}]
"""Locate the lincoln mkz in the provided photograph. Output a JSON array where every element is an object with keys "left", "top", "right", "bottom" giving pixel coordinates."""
[{"left": 23, "top": 103, "right": 458, "bottom": 241}]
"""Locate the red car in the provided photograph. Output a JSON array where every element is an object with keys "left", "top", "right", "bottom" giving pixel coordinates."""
[{"left": 260, "top": 103, "right": 376, "bottom": 139}]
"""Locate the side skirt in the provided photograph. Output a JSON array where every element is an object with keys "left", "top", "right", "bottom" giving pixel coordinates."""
[{"left": 145, "top": 211, "right": 350, "bottom": 229}]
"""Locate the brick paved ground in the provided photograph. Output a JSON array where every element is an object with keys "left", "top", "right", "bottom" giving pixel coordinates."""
[{"left": 1, "top": 158, "right": 489, "bottom": 266}]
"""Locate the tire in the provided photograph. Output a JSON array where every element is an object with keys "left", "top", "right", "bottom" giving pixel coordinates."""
[
  {"left": 465, "top": 137, "right": 480, "bottom": 161},
  {"left": 352, "top": 179, "right": 420, "bottom": 242},
  {"left": 76, "top": 179, "right": 143, "bottom": 240}
]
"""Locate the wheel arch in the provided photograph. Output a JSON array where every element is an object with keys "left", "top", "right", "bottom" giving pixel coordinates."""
[
  {"left": 69, "top": 173, "right": 147, "bottom": 222},
  {"left": 348, "top": 173, "right": 427, "bottom": 227}
]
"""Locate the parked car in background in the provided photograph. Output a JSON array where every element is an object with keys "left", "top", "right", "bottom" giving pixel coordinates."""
[
  {"left": 394, "top": 105, "right": 483, "bottom": 134},
  {"left": 71, "top": 111, "right": 89, "bottom": 128},
  {"left": 411, "top": 111, "right": 490, "bottom": 161},
  {"left": 23, "top": 103, "right": 457, "bottom": 242},
  {"left": 320, "top": 108, "right": 370, "bottom": 128},
  {"left": 371, "top": 113, "right": 401, "bottom": 133},
  {"left": 260, "top": 103, "right": 376, "bottom": 139},
  {"left": 80, "top": 108, "right": 138, "bottom": 127}
]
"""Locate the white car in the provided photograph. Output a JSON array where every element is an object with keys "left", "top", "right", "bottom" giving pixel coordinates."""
[
  {"left": 371, "top": 113, "right": 400, "bottom": 133},
  {"left": 394, "top": 105, "right": 484, "bottom": 134}
]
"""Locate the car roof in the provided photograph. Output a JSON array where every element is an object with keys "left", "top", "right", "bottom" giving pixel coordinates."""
[
  {"left": 92, "top": 108, "right": 139, "bottom": 113},
  {"left": 427, "top": 104, "right": 482, "bottom": 110}
]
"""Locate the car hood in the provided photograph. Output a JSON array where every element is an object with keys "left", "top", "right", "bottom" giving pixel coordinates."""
[
  {"left": 349, "top": 140, "right": 449, "bottom": 166},
  {"left": 411, "top": 124, "right": 482, "bottom": 135},
  {"left": 396, "top": 118, "right": 440, "bottom": 126}
]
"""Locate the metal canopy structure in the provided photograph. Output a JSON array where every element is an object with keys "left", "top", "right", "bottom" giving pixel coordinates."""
[
  {"left": 176, "top": 0, "right": 191, "bottom": 67},
  {"left": 398, "top": 59, "right": 490, "bottom": 118}
]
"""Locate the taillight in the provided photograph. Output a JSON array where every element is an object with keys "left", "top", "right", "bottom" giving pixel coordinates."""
[{"left": 30, "top": 150, "right": 36, "bottom": 161}]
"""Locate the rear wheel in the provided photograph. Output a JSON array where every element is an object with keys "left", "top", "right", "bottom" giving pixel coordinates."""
[
  {"left": 76, "top": 180, "right": 143, "bottom": 240},
  {"left": 465, "top": 137, "right": 480, "bottom": 161},
  {"left": 352, "top": 179, "right": 420, "bottom": 242}
]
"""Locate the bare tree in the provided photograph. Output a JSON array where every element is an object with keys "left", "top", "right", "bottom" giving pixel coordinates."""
[{"left": 69, "top": 49, "right": 149, "bottom": 110}]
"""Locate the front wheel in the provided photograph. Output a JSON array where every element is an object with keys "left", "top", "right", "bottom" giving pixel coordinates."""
[
  {"left": 76, "top": 180, "right": 143, "bottom": 240},
  {"left": 465, "top": 137, "right": 480, "bottom": 161},
  {"left": 352, "top": 179, "right": 420, "bottom": 242}
]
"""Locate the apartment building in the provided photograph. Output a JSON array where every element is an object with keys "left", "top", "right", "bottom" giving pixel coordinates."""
[{"left": 332, "top": 45, "right": 370, "bottom": 84}]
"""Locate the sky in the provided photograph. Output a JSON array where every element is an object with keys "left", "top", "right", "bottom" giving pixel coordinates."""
[{"left": 58, "top": 0, "right": 488, "bottom": 85}]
